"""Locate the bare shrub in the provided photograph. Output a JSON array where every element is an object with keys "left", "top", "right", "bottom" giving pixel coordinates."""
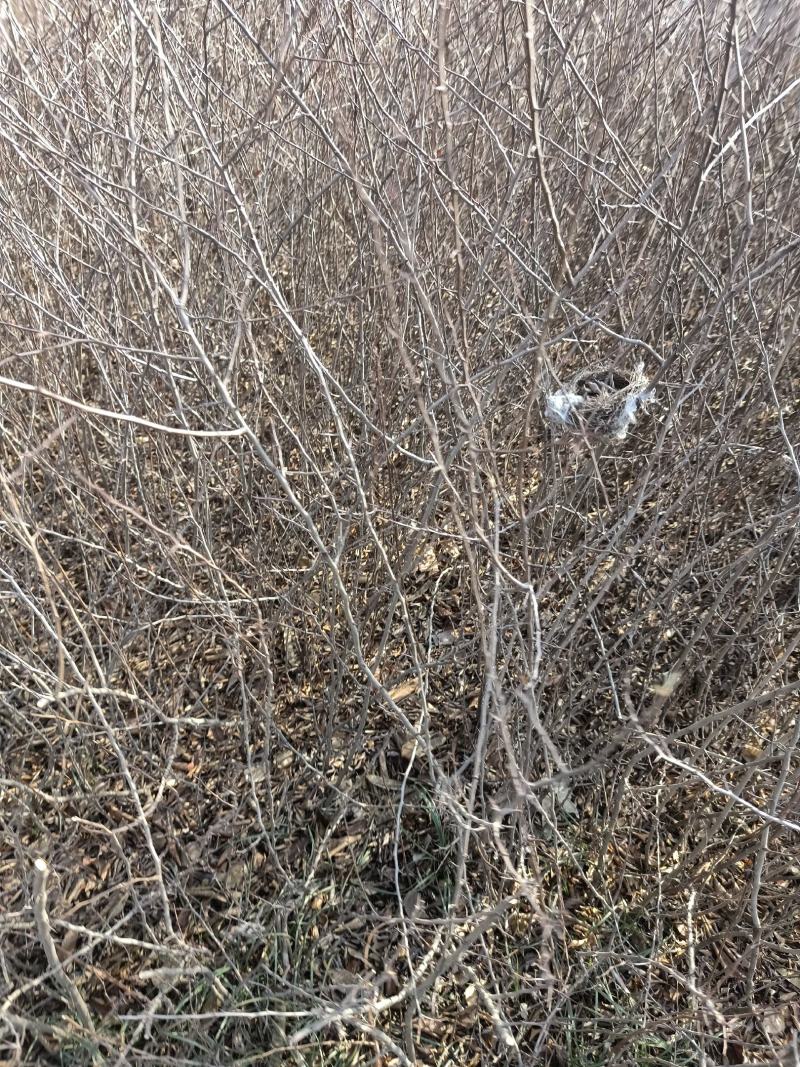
[{"left": 1, "top": 0, "right": 798, "bottom": 1063}]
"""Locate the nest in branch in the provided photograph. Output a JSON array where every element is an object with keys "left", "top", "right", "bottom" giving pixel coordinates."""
[{"left": 544, "top": 361, "right": 655, "bottom": 440}]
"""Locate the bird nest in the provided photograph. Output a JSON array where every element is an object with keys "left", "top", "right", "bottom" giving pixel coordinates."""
[{"left": 544, "top": 361, "right": 654, "bottom": 440}]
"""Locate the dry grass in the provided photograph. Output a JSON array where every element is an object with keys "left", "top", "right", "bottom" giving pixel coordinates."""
[{"left": 1, "top": 0, "right": 799, "bottom": 1064}]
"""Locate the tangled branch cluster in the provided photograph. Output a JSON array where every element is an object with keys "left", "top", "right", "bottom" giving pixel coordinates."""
[{"left": 1, "top": 1, "right": 798, "bottom": 1063}]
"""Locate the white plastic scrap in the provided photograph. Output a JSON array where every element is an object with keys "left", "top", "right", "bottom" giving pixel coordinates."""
[
  {"left": 544, "top": 389, "right": 584, "bottom": 426},
  {"left": 611, "top": 385, "right": 655, "bottom": 439}
]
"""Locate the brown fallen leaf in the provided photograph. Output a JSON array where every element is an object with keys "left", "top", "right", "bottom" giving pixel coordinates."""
[
  {"left": 366, "top": 772, "right": 399, "bottom": 790},
  {"left": 401, "top": 737, "right": 420, "bottom": 761},
  {"left": 388, "top": 678, "right": 420, "bottom": 702},
  {"left": 326, "top": 833, "right": 362, "bottom": 859}
]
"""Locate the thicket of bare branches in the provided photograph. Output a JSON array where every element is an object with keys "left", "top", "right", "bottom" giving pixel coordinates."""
[{"left": 1, "top": 0, "right": 799, "bottom": 1063}]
